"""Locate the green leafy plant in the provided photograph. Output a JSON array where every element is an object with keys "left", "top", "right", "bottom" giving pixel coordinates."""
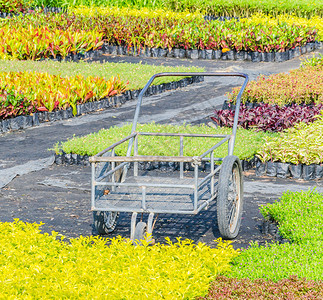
[
  {"left": 0, "top": 88, "right": 35, "bottom": 119},
  {"left": 301, "top": 54, "right": 323, "bottom": 68},
  {"left": 0, "top": 71, "right": 127, "bottom": 118},
  {"left": 228, "top": 65, "right": 323, "bottom": 107},
  {"left": 226, "top": 189, "right": 323, "bottom": 282},
  {"left": 0, "top": 219, "right": 239, "bottom": 299},
  {"left": 260, "top": 189, "right": 323, "bottom": 243},
  {"left": 0, "top": 9, "right": 318, "bottom": 60},
  {"left": 0, "top": 0, "right": 33, "bottom": 13},
  {"left": 52, "top": 122, "right": 274, "bottom": 161},
  {"left": 257, "top": 112, "right": 323, "bottom": 164},
  {"left": 30, "top": 0, "right": 323, "bottom": 18}
]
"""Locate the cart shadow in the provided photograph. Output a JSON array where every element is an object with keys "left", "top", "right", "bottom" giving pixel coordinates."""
[{"left": 97, "top": 200, "right": 221, "bottom": 246}]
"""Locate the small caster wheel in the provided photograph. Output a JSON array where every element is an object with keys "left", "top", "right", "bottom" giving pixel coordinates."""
[{"left": 133, "top": 221, "right": 147, "bottom": 245}]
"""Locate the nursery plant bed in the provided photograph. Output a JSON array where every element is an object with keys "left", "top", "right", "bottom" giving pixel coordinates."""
[{"left": 0, "top": 76, "right": 203, "bottom": 134}]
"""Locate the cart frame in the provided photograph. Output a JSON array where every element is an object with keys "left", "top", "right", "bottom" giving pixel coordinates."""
[{"left": 89, "top": 72, "right": 248, "bottom": 240}]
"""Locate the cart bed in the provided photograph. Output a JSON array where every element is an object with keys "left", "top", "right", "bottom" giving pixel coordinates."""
[{"left": 95, "top": 175, "right": 213, "bottom": 213}]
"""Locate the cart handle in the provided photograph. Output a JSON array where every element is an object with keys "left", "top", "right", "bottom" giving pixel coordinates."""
[{"left": 126, "top": 72, "right": 249, "bottom": 157}]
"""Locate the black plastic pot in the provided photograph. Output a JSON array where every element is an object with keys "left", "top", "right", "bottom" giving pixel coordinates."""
[
  {"left": 130, "top": 90, "right": 140, "bottom": 99},
  {"left": 173, "top": 48, "right": 180, "bottom": 58},
  {"left": 226, "top": 50, "right": 235, "bottom": 60},
  {"left": 276, "top": 162, "right": 290, "bottom": 178},
  {"left": 166, "top": 48, "right": 174, "bottom": 58},
  {"left": 266, "top": 161, "right": 277, "bottom": 177},
  {"left": 32, "top": 113, "right": 40, "bottom": 126},
  {"left": 263, "top": 51, "right": 274, "bottom": 62},
  {"left": 251, "top": 52, "right": 261, "bottom": 62},
  {"left": 0, "top": 120, "right": 4, "bottom": 133},
  {"left": 92, "top": 101, "right": 100, "bottom": 111},
  {"left": 288, "top": 48, "right": 295, "bottom": 60},
  {"left": 275, "top": 51, "right": 289, "bottom": 62},
  {"left": 24, "top": 115, "right": 33, "bottom": 128},
  {"left": 143, "top": 47, "right": 152, "bottom": 57},
  {"left": 246, "top": 52, "right": 252, "bottom": 61},
  {"left": 76, "top": 104, "right": 85, "bottom": 116},
  {"left": 205, "top": 49, "right": 213, "bottom": 60},
  {"left": 151, "top": 48, "right": 159, "bottom": 57},
  {"left": 61, "top": 108, "right": 73, "bottom": 119},
  {"left": 306, "top": 42, "right": 315, "bottom": 52},
  {"left": 55, "top": 153, "right": 63, "bottom": 165},
  {"left": 315, "top": 164, "right": 323, "bottom": 179},
  {"left": 84, "top": 102, "right": 93, "bottom": 113},
  {"left": 302, "top": 164, "right": 316, "bottom": 180},
  {"left": 8, "top": 116, "right": 20, "bottom": 131},
  {"left": 70, "top": 154, "right": 77, "bottom": 164},
  {"left": 179, "top": 49, "right": 186, "bottom": 58},
  {"left": 64, "top": 153, "right": 72, "bottom": 165},
  {"left": 236, "top": 51, "right": 246, "bottom": 61},
  {"left": 190, "top": 49, "right": 199, "bottom": 59},
  {"left": 262, "top": 220, "right": 269, "bottom": 234},
  {"left": 198, "top": 49, "right": 206, "bottom": 59},
  {"left": 255, "top": 160, "right": 266, "bottom": 176},
  {"left": 159, "top": 48, "right": 168, "bottom": 57},
  {"left": 2, "top": 119, "right": 10, "bottom": 132},
  {"left": 242, "top": 159, "right": 254, "bottom": 171},
  {"left": 107, "top": 45, "right": 117, "bottom": 55},
  {"left": 117, "top": 46, "right": 126, "bottom": 55},
  {"left": 294, "top": 46, "right": 301, "bottom": 57},
  {"left": 48, "top": 111, "right": 59, "bottom": 122},
  {"left": 289, "top": 164, "right": 302, "bottom": 179},
  {"left": 213, "top": 50, "right": 222, "bottom": 59}
]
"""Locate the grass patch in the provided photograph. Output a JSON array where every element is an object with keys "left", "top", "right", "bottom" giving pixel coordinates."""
[
  {"left": 52, "top": 123, "right": 274, "bottom": 160},
  {"left": 0, "top": 219, "right": 238, "bottom": 299},
  {"left": 0, "top": 60, "right": 204, "bottom": 90},
  {"left": 227, "top": 189, "right": 323, "bottom": 282}
]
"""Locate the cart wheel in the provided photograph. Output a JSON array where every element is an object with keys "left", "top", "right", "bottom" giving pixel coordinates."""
[
  {"left": 133, "top": 222, "right": 147, "bottom": 244},
  {"left": 94, "top": 151, "right": 123, "bottom": 235},
  {"left": 93, "top": 211, "right": 119, "bottom": 235},
  {"left": 217, "top": 155, "right": 243, "bottom": 239}
]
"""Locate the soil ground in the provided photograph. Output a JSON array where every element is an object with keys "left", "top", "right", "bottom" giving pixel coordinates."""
[{"left": 0, "top": 49, "right": 322, "bottom": 249}]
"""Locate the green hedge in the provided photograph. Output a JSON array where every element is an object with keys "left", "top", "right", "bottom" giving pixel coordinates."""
[{"left": 228, "top": 189, "right": 323, "bottom": 281}]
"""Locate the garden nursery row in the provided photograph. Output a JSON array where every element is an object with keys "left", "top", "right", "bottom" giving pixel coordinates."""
[
  {"left": 0, "top": 7, "right": 321, "bottom": 61},
  {"left": 2, "top": 0, "right": 322, "bottom": 18},
  {"left": 0, "top": 72, "right": 203, "bottom": 133}
]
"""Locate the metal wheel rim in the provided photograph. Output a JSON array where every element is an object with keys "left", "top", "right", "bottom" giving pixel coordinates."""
[
  {"left": 227, "top": 162, "right": 241, "bottom": 234},
  {"left": 103, "top": 211, "right": 118, "bottom": 228}
]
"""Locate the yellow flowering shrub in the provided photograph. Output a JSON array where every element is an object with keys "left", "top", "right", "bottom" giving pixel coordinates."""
[
  {"left": 70, "top": 6, "right": 204, "bottom": 21},
  {"left": 245, "top": 13, "right": 323, "bottom": 41},
  {"left": 0, "top": 219, "right": 239, "bottom": 299}
]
